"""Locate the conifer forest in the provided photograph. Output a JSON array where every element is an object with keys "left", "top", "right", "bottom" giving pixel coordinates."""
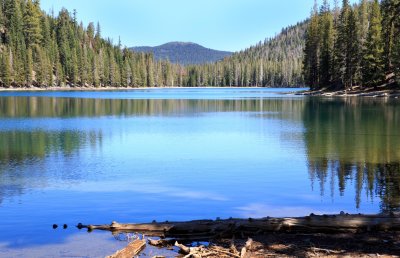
[
  {"left": 303, "top": 0, "right": 400, "bottom": 90},
  {"left": 0, "top": 0, "right": 399, "bottom": 89}
]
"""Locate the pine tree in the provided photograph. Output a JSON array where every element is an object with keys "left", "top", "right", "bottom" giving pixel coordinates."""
[
  {"left": 319, "top": 0, "right": 334, "bottom": 86},
  {"left": 92, "top": 54, "right": 100, "bottom": 87},
  {"left": 303, "top": 2, "right": 320, "bottom": 89},
  {"left": 34, "top": 45, "right": 44, "bottom": 86},
  {"left": 1, "top": 48, "right": 12, "bottom": 86},
  {"left": 146, "top": 53, "right": 154, "bottom": 87},
  {"left": 23, "top": 0, "right": 42, "bottom": 48},
  {"left": 70, "top": 48, "right": 78, "bottom": 85},
  {"left": 381, "top": 0, "right": 395, "bottom": 73},
  {"left": 362, "top": 0, "right": 384, "bottom": 87},
  {"left": 87, "top": 22, "right": 94, "bottom": 40},
  {"left": 358, "top": 0, "right": 369, "bottom": 47},
  {"left": 394, "top": 38, "right": 400, "bottom": 83},
  {"left": 334, "top": 0, "right": 351, "bottom": 88},
  {"left": 344, "top": 8, "right": 359, "bottom": 88},
  {"left": 40, "top": 14, "right": 50, "bottom": 47},
  {"left": 25, "top": 47, "right": 33, "bottom": 84},
  {"left": 357, "top": 0, "right": 370, "bottom": 84},
  {"left": 391, "top": 1, "right": 400, "bottom": 84},
  {"left": 0, "top": 2, "right": 4, "bottom": 32}
]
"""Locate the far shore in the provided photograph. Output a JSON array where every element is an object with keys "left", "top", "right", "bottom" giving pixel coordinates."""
[
  {"left": 0, "top": 86, "right": 283, "bottom": 92},
  {"left": 3, "top": 86, "right": 399, "bottom": 98},
  {"left": 296, "top": 84, "right": 400, "bottom": 98}
]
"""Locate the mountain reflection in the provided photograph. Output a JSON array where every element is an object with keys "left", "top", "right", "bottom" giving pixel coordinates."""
[{"left": 303, "top": 97, "right": 400, "bottom": 212}]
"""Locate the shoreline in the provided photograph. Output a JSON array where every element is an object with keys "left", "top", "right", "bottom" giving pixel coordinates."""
[
  {"left": 87, "top": 214, "right": 400, "bottom": 257},
  {"left": 296, "top": 85, "right": 400, "bottom": 98},
  {"left": 0, "top": 86, "right": 284, "bottom": 92}
]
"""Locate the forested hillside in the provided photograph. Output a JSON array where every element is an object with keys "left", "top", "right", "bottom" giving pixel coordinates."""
[
  {"left": 185, "top": 22, "right": 307, "bottom": 87},
  {"left": 303, "top": 0, "right": 400, "bottom": 90},
  {"left": 0, "top": 0, "right": 306, "bottom": 88},
  {"left": 131, "top": 42, "right": 232, "bottom": 65},
  {"left": 0, "top": 0, "right": 184, "bottom": 88}
]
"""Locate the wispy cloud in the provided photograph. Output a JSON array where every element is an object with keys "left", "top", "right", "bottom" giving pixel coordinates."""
[{"left": 52, "top": 180, "right": 228, "bottom": 201}]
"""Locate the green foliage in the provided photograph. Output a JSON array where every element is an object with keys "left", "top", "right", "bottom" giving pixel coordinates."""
[
  {"left": 0, "top": 1, "right": 170, "bottom": 88},
  {"left": 2, "top": 0, "right": 397, "bottom": 89},
  {"left": 0, "top": 48, "right": 12, "bottom": 86},
  {"left": 186, "top": 22, "right": 307, "bottom": 87},
  {"left": 23, "top": 0, "right": 42, "bottom": 48},
  {"left": 131, "top": 42, "right": 232, "bottom": 66},
  {"left": 319, "top": 0, "right": 335, "bottom": 87},
  {"left": 303, "top": 4, "right": 320, "bottom": 90},
  {"left": 303, "top": 0, "right": 398, "bottom": 90},
  {"left": 362, "top": 0, "right": 384, "bottom": 87}
]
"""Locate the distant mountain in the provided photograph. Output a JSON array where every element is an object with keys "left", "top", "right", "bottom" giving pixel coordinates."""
[
  {"left": 130, "top": 42, "right": 233, "bottom": 65},
  {"left": 184, "top": 21, "right": 308, "bottom": 87}
]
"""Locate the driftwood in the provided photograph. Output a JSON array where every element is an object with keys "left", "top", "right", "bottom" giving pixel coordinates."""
[
  {"left": 106, "top": 239, "right": 146, "bottom": 258},
  {"left": 148, "top": 238, "right": 175, "bottom": 247},
  {"left": 174, "top": 241, "right": 241, "bottom": 258},
  {"left": 78, "top": 213, "right": 400, "bottom": 241}
]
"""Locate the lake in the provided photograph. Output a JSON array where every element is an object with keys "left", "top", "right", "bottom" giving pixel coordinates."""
[{"left": 0, "top": 88, "right": 399, "bottom": 257}]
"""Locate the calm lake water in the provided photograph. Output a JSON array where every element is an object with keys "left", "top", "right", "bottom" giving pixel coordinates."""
[{"left": 0, "top": 88, "right": 399, "bottom": 257}]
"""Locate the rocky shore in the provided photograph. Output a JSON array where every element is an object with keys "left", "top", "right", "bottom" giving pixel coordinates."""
[{"left": 296, "top": 84, "right": 400, "bottom": 98}]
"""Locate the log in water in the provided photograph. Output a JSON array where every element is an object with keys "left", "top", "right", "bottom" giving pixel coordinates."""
[{"left": 78, "top": 213, "right": 400, "bottom": 239}]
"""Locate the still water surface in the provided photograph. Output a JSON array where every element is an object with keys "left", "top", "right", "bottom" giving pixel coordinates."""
[{"left": 0, "top": 88, "right": 399, "bottom": 257}]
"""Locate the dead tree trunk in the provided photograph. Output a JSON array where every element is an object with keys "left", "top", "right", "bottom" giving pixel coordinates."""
[{"left": 78, "top": 213, "right": 400, "bottom": 240}]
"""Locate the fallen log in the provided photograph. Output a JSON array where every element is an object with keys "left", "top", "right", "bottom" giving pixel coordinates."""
[
  {"left": 106, "top": 239, "right": 146, "bottom": 258},
  {"left": 78, "top": 213, "right": 400, "bottom": 240}
]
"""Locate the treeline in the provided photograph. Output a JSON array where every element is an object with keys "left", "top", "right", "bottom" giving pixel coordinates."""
[
  {"left": 303, "top": 0, "right": 400, "bottom": 90},
  {"left": 0, "top": 0, "right": 307, "bottom": 88},
  {"left": 0, "top": 0, "right": 185, "bottom": 88},
  {"left": 185, "top": 22, "right": 307, "bottom": 87}
]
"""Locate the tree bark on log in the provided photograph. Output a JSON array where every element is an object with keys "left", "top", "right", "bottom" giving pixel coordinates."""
[
  {"left": 78, "top": 213, "right": 400, "bottom": 240},
  {"left": 106, "top": 239, "right": 146, "bottom": 258}
]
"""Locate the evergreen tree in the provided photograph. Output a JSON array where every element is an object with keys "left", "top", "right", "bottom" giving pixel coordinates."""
[
  {"left": 319, "top": 0, "right": 334, "bottom": 86},
  {"left": 303, "top": 2, "right": 320, "bottom": 90},
  {"left": 344, "top": 8, "right": 359, "bottom": 88},
  {"left": 357, "top": 0, "right": 370, "bottom": 83},
  {"left": 23, "top": 0, "right": 42, "bottom": 48},
  {"left": 394, "top": 38, "right": 400, "bottom": 83},
  {"left": 334, "top": 0, "right": 350, "bottom": 88},
  {"left": 362, "top": 0, "right": 384, "bottom": 87},
  {"left": 0, "top": 48, "right": 12, "bottom": 86},
  {"left": 381, "top": 0, "right": 395, "bottom": 72},
  {"left": 391, "top": 1, "right": 400, "bottom": 83},
  {"left": 25, "top": 47, "right": 33, "bottom": 84}
]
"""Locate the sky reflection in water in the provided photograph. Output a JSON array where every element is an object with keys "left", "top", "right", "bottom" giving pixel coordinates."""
[{"left": 0, "top": 88, "right": 399, "bottom": 256}]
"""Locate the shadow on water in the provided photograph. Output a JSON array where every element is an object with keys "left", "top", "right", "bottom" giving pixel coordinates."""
[{"left": 303, "top": 97, "right": 400, "bottom": 212}]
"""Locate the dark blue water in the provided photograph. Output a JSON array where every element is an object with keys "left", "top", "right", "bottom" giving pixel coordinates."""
[{"left": 0, "top": 88, "right": 399, "bottom": 257}]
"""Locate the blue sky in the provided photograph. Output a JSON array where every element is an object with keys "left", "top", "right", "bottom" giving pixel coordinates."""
[{"left": 40, "top": 0, "right": 334, "bottom": 52}]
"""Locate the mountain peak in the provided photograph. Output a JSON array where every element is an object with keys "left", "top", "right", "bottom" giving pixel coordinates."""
[
  {"left": 130, "top": 42, "right": 232, "bottom": 65},
  {"left": 163, "top": 41, "right": 198, "bottom": 46}
]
